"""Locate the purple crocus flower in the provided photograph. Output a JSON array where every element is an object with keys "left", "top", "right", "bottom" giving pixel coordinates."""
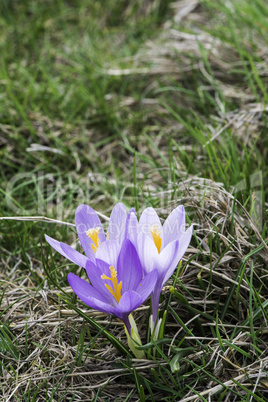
[
  {"left": 45, "top": 203, "right": 129, "bottom": 269},
  {"left": 68, "top": 239, "right": 158, "bottom": 333},
  {"left": 125, "top": 205, "right": 193, "bottom": 324}
]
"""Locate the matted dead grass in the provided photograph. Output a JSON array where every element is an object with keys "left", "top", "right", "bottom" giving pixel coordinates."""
[{"left": 1, "top": 176, "right": 268, "bottom": 400}]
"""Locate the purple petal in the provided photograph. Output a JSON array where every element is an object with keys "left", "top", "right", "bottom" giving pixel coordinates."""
[
  {"left": 162, "top": 225, "right": 193, "bottom": 284},
  {"left": 68, "top": 273, "right": 114, "bottom": 315},
  {"left": 138, "top": 207, "right": 163, "bottom": 237},
  {"left": 86, "top": 259, "right": 116, "bottom": 306},
  {"left": 117, "top": 239, "right": 142, "bottom": 293},
  {"left": 125, "top": 211, "right": 139, "bottom": 249},
  {"left": 45, "top": 235, "right": 69, "bottom": 259},
  {"left": 60, "top": 242, "right": 88, "bottom": 268},
  {"left": 114, "top": 290, "right": 142, "bottom": 319},
  {"left": 75, "top": 204, "right": 106, "bottom": 259},
  {"left": 136, "top": 269, "right": 158, "bottom": 301},
  {"left": 150, "top": 227, "right": 193, "bottom": 324},
  {"left": 45, "top": 235, "right": 87, "bottom": 268},
  {"left": 162, "top": 205, "right": 186, "bottom": 248},
  {"left": 178, "top": 224, "right": 193, "bottom": 253},
  {"left": 137, "top": 233, "right": 158, "bottom": 275},
  {"left": 156, "top": 240, "right": 180, "bottom": 278},
  {"left": 95, "top": 240, "right": 121, "bottom": 267},
  {"left": 107, "top": 203, "right": 127, "bottom": 243}
]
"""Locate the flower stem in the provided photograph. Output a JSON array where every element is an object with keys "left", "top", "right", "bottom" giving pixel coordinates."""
[{"left": 124, "top": 316, "right": 131, "bottom": 335}]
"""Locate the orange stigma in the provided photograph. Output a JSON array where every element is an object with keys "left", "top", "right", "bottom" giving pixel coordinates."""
[
  {"left": 101, "top": 266, "right": 122, "bottom": 303},
  {"left": 150, "top": 225, "right": 162, "bottom": 253},
  {"left": 86, "top": 227, "right": 101, "bottom": 253}
]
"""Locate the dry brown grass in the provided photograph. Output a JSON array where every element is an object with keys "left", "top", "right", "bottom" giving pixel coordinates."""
[{"left": 1, "top": 0, "right": 268, "bottom": 400}]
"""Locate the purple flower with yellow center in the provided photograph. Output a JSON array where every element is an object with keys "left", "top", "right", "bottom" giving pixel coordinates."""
[
  {"left": 68, "top": 239, "right": 158, "bottom": 333},
  {"left": 125, "top": 205, "right": 193, "bottom": 324},
  {"left": 45, "top": 203, "right": 130, "bottom": 269}
]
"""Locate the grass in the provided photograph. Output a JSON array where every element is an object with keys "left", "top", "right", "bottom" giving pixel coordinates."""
[{"left": 0, "top": 0, "right": 268, "bottom": 400}]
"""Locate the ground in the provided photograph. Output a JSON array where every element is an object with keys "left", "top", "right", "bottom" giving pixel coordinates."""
[{"left": 0, "top": 0, "right": 268, "bottom": 400}]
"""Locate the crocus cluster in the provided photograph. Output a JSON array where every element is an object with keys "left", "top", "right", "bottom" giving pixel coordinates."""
[{"left": 45, "top": 203, "right": 192, "bottom": 333}]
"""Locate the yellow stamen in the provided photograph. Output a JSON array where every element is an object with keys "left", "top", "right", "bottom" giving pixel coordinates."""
[
  {"left": 106, "top": 231, "right": 109, "bottom": 240},
  {"left": 150, "top": 224, "right": 162, "bottom": 253},
  {"left": 101, "top": 266, "right": 122, "bottom": 303},
  {"left": 86, "top": 227, "right": 101, "bottom": 253}
]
